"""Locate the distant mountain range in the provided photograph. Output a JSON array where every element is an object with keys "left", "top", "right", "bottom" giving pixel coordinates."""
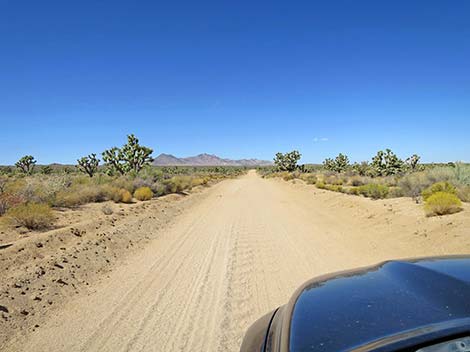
[{"left": 153, "top": 153, "right": 272, "bottom": 166}]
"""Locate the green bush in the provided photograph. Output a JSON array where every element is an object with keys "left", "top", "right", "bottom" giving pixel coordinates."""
[
  {"left": 325, "top": 184, "right": 343, "bottom": 192},
  {"left": 424, "top": 192, "right": 462, "bottom": 216},
  {"left": 358, "top": 184, "right": 389, "bottom": 199},
  {"left": 347, "top": 187, "right": 360, "bottom": 195},
  {"left": 134, "top": 186, "right": 153, "bottom": 201},
  {"left": 5, "top": 203, "right": 54, "bottom": 230},
  {"left": 315, "top": 181, "right": 326, "bottom": 189},
  {"left": 422, "top": 182, "right": 457, "bottom": 201}
]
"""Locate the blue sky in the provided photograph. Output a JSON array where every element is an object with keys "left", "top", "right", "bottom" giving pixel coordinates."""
[{"left": 1, "top": 0, "right": 469, "bottom": 164}]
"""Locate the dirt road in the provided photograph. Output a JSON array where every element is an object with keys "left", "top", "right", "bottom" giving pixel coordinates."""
[{"left": 5, "top": 171, "right": 469, "bottom": 351}]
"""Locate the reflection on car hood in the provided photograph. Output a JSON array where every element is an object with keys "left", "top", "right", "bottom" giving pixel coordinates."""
[{"left": 289, "top": 257, "right": 470, "bottom": 352}]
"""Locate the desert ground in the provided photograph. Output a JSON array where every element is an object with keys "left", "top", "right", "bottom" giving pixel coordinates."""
[{"left": 1, "top": 170, "right": 469, "bottom": 351}]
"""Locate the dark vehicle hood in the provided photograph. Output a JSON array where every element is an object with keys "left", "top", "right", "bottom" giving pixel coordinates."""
[{"left": 287, "top": 256, "right": 470, "bottom": 352}]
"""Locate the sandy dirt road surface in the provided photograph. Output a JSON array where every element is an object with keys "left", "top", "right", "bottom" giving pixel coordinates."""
[{"left": 4, "top": 171, "right": 469, "bottom": 351}]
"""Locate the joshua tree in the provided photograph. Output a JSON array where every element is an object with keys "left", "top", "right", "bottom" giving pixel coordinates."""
[
  {"left": 274, "top": 150, "right": 301, "bottom": 172},
  {"left": 334, "top": 153, "right": 350, "bottom": 173},
  {"left": 371, "top": 149, "right": 404, "bottom": 176},
  {"left": 405, "top": 154, "right": 421, "bottom": 172},
  {"left": 77, "top": 153, "right": 100, "bottom": 177},
  {"left": 120, "top": 134, "right": 154, "bottom": 173},
  {"left": 102, "top": 134, "right": 153, "bottom": 175},
  {"left": 15, "top": 155, "right": 36, "bottom": 174},
  {"left": 323, "top": 153, "right": 350, "bottom": 173}
]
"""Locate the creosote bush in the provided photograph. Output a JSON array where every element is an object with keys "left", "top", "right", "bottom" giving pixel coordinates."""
[
  {"left": 5, "top": 203, "right": 54, "bottom": 230},
  {"left": 134, "top": 186, "right": 153, "bottom": 201},
  {"left": 424, "top": 192, "right": 462, "bottom": 217}
]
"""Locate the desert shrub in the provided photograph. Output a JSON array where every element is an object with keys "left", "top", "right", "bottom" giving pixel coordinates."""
[
  {"left": 191, "top": 177, "right": 209, "bottom": 187},
  {"left": 111, "top": 177, "right": 135, "bottom": 193},
  {"left": 424, "top": 192, "right": 462, "bottom": 217},
  {"left": 53, "top": 184, "right": 109, "bottom": 207},
  {"left": 347, "top": 187, "right": 360, "bottom": 195},
  {"left": 388, "top": 187, "right": 404, "bottom": 198},
  {"left": 325, "top": 184, "right": 343, "bottom": 192},
  {"left": 398, "top": 172, "right": 430, "bottom": 199},
  {"left": 152, "top": 181, "right": 167, "bottom": 196},
  {"left": 315, "top": 181, "right": 326, "bottom": 189},
  {"left": 110, "top": 188, "right": 133, "bottom": 203},
  {"left": 349, "top": 176, "right": 365, "bottom": 187},
  {"left": 5, "top": 203, "right": 54, "bottom": 229},
  {"left": 453, "top": 163, "right": 470, "bottom": 185},
  {"left": 0, "top": 193, "right": 24, "bottom": 216},
  {"left": 422, "top": 182, "right": 457, "bottom": 201},
  {"left": 358, "top": 184, "right": 389, "bottom": 199},
  {"left": 134, "top": 186, "right": 153, "bottom": 201},
  {"left": 323, "top": 175, "right": 343, "bottom": 185},
  {"left": 131, "top": 177, "right": 153, "bottom": 191},
  {"left": 282, "top": 173, "right": 295, "bottom": 181},
  {"left": 164, "top": 176, "right": 193, "bottom": 193},
  {"left": 425, "top": 167, "right": 455, "bottom": 184},
  {"left": 457, "top": 186, "right": 470, "bottom": 202},
  {"left": 300, "top": 174, "right": 317, "bottom": 184}
]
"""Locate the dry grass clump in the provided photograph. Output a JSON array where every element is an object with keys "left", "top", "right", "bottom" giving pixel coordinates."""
[
  {"left": 54, "top": 185, "right": 109, "bottom": 207},
  {"left": 457, "top": 186, "right": 470, "bottom": 203},
  {"left": 300, "top": 173, "right": 317, "bottom": 184},
  {"left": 424, "top": 192, "right": 462, "bottom": 217},
  {"left": 134, "top": 187, "right": 153, "bottom": 201},
  {"left": 164, "top": 176, "right": 193, "bottom": 193},
  {"left": 5, "top": 203, "right": 54, "bottom": 230},
  {"left": 110, "top": 188, "right": 133, "bottom": 203},
  {"left": 0, "top": 193, "right": 24, "bottom": 215}
]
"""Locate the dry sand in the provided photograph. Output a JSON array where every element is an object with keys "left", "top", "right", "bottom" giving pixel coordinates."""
[{"left": 1, "top": 170, "right": 469, "bottom": 351}]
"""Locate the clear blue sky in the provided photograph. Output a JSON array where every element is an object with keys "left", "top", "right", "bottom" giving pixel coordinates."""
[{"left": 1, "top": 0, "right": 469, "bottom": 164}]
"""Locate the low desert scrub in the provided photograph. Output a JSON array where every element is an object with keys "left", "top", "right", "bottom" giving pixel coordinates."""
[
  {"left": 322, "top": 174, "right": 344, "bottom": 185},
  {"left": 424, "top": 192, "right": 462, "bottom": 216},
  {"left": 164, "top": 176, "right": 194, "bottom": 193},
  {"left": 110, "top": 188, "right": 133, "bottom": 203},
  {"left": 54, "top": 185, "right": 110, "bottom": 207},
  {"left": 358, "top": 184, "right": 389, "bottom": 199},
  {"left": 4, "top": 203, "right": 54, "bottom": 229},
  {"left": 457, "top": 186, "right": 470, "bottom": 202},
  {"left": 422, "top": 182, "right": 457, "bottom": 201},
  {"left": 134, "top": 186, "right": 153, "bottom": 201},
  {"left": 299, "top": 173, "right": 317, "bottom": 184},
  {"left": 0, "top": 193, "right": 24, "bottom": 215}
]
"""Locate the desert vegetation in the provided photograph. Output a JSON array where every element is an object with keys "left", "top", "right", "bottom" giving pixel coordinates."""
[
  {"left": 0, "top": 135, "right": 246, "bottom": 230},
  {"left": 261, "top": 149, "right": 470, "bottom": 216}
]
